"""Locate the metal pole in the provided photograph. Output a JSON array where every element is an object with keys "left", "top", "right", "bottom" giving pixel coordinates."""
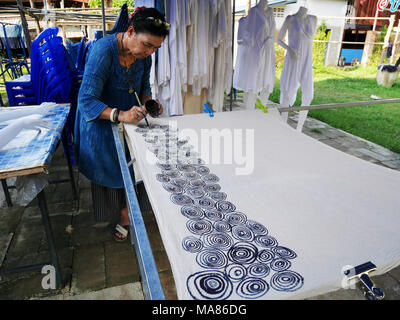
[
  {"left": 277, "top": 98, "right": 400, "bottom": 113},
  {"left": 43, "top": 0, "right": 49, "bottom": 28},
  {"left": 16, "top": 0, "right": 32, "bottom": 57},
  {"left": 373, "top": 7, "right": 378, "bottom": 31},
  {"left": 229, "top": 0, "right": 236, "bottom": 112},
  {"left": 101, "top": 0, "right": 106, "bottom": 37}
]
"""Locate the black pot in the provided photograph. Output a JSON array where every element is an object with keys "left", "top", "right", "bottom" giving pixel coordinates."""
[{"left": 145, "top": 99, "right": 160, "bottom": 116}]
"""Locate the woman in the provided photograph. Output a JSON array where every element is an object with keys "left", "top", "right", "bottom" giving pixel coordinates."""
[{"left": 74, "top": 7, "right": 169, "bottom": 241}]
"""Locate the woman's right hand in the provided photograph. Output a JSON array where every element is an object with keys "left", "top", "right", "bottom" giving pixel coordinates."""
[{"left": 119, "top": 106, "right": 147, "bottom": 123}]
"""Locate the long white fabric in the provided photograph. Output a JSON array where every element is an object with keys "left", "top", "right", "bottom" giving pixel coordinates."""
[
  {"left": 152, "top": 0, "right": 232, "bottom": 115},
  {"left": 124, "top": 109, "right": 400, "bottom": 300},
  {"left": 233, "top": 2, "right": 276, "bottom": 108},
  {"left": 279, "top": 11, "right": 317, "bottom": 130}
]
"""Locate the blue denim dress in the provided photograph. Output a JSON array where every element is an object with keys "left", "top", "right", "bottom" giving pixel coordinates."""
[{"left": 74, "top": 34, "right": 152, "bottom": 188}]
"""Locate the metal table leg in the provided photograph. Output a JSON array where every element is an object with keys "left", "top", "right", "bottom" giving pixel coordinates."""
[
  {"left": 1, "top": 179, "right": 12, "bottom": 207},
  {"left": 37, "top": 189, "right": 62, "bottom": 288},
  {"left": 61, "top": 128, "right": 78, "bottom": 200}
]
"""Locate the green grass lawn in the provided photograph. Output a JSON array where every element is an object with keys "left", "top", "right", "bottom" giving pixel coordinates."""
[{"left": 269, "top": 65, "right": 400, "bottom": 154}]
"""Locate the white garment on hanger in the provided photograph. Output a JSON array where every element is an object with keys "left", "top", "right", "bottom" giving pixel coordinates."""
[
  {"left": 279, "top": 11, "right": 317, "bottom": 130},
  {"left": 233, "top": 4, "right": 276, "bottom": 107}
]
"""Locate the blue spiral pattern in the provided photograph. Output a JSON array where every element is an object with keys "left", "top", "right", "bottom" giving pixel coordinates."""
[
  {"left": 257, "top": 249, "right": 275, "bottom": 264},
  {"left": 187, "top": 219, "right": 213, "bottom": 235},
  {"left": 162, "top": 183, "right": 183, "bottom": 194},
  {"left": 231, "top": 225, "right": 255, "bottom": 242},
  {"left": 270, "top": 271, "right": 304, "bottom": 292},
  {"left": 236, "top": 278, "right": 269, "bottom": 299},
  {"left": 201, "top": 232, "right": 234, "bottom": 251},
  {"left": 213, "top": 220, "right": 231, "bottom": 233},
  {"left": 171, "top": 194, "right": 194, "bottom": 206},
  {"left": 270, "top": 258, "right": 291, "bottom": 272},
  {"left": 247, "top": 263, "right": 270, "bottom": 278},
  {"left": 187, "top": 271, "right": 233, "bottom": 300},
  {"left": 186, "top": 187, "right": 206, "bottom": 199},
  {"left": 136, "top": 123, "right": 304, "bottom": 300},
  {"left": 182, "top": 236, "right": 204, "bottom": 253},
  {"left": 208, "top": 191, "right": 227, "bottom": 201},
  {"left": 225, "top": 264, "right": 247, "bottom": 282},
  {"left": 225, "top": 212, "right": 247, "bottom": 226},
  {"left": 227, "top": 242, "right": 258, "bottom": 265},
  {"left": 203, "top": 184, "right": 221, "bottom": 193},
  {"left": 181, "top": 206, "right": 204, "bottom": 220},
  {"left": 196, "top": 249, "right": 228, "bottom": 269}
]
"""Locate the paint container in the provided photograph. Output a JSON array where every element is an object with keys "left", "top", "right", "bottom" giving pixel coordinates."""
[{"left": 145, "top": 99, "right": 160, "bottom": 116}]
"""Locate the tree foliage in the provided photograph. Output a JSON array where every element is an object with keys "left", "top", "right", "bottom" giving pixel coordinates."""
[
  {"left": 313, "top": 21, "right": 331, "bottom": 67},
  {"left": 88, "top": 0, "right": 134, "bottom": 9}
]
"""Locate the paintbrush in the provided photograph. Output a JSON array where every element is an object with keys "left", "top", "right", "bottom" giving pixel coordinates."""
[{"left": 134, "top": 91, "right": 150, "bottom": 127}]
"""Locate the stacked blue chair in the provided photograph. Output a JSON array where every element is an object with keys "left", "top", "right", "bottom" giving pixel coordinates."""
[{"left": 5, "top": 27, "right": 77, "bottom": 164}]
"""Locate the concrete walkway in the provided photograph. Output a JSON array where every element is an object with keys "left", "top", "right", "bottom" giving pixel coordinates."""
[{"left": 1, "top": 98, "right": 400, "bottom": 300}]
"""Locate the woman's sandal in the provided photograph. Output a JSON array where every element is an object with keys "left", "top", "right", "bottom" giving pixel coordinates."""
[{"left": 114, "top": 224, "right": 130, "bottom": 242}]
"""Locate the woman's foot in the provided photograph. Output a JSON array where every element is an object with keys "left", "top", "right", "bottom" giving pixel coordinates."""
[{"left": 114, "top": 207, "right": 130, "bottom": 241}]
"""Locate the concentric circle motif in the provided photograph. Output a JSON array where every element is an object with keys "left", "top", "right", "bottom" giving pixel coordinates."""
[
  {"left": 208, "top": 191, "right": 227, "bottom": 201},
  {"left": 201, "top": 174, "right": 220, "bottom": 183},
  {"left": 270, "top": 271, "right": 304, "bottom": 292},
  {"left": 156, "top": 174, "right": 170, "bottom": 183},
  {"left": 203, "top": 184, "right": 221, "bottom": 193},
  {"left": 156, "top": 162, "right": 175, "bottom": 170},
  {"left": 236, "top": 277, "right": 269, "bottom": 299},
  {"left": 187, "top": 158, "right": 205, "bottom": 166},
  {"left": 171, "top": 194, "right": 194, "bottom": 206},
  {"left": 162, "top": 183, "right": 183, "bottom": 194},
  {"left": 247, "top": 263, "right": 270, "bottom": 278},
  {"left": 186, "top": 219, "right": 213, "bottom": 235},
  {"left": 225, "top": 212, "right": 247, "bottom": 226},
  {"left": 231, "top": 225, "right": 255, "bottom": 242},
  {"left": 201, "top": 232, "right": 234, "bottom": 251},
  {"left": 187, "top": 271, "right": 233, "bottom": 300},
  {"left": 270, "top": 258, "right": 291, "bottom": 272},
  {"left": 181, "top": 206, "right": 204, "bottom": 220},
  {"left": 195, "top": 197, "right": 216, "bottom": 210},
  {"left": 204, "top": 210, "right": 225, "bottom": 222},
  {"left": 216, "top": 201, "right": 236, "bottom": 214},
  {"left": 176, "top": 164, "right": 196, "bottom": 172},
  {"left": 246, "top": 220, "right": 268, "bottom": 236},
  {"left": 162, "top": 170, "right": 181, "bottom": 178},
  {"left": 227, "top": 242, "right": 258, "bottom": 265},
  {"left": 213, "top": 220, "right": 231, "bottom": 233},
  {"left": 183, "top": 172, "right": 201, "bottom": 180},
  {"left": 190, "top": 179, "right": 206, "bottom": 188},
  {"left": 186, "top": 187, "right": 206, "bottom": 199},
  {"left": 196, "top": 249, "right": 228, "bottom": 269},
  {"left": 224, "top": 264, "right": 247, "bottom": 282},
  {"left": 257, "top": 249, "right": 275, "bottom": 264},
  {"left": 170, "top": 178, "right": 189, "bottom": 188},
  {"left": 254, "top": 235, "right": 278, "bottom": 248},
  {"left": 195, "top": 166, "right": 210, "bottom": 175},
  {"left": 271, "top": 246, "right": 297, "bottom": 260},
  {"left": 182, "top": 236, "right": 203, "bottom": 253}
]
